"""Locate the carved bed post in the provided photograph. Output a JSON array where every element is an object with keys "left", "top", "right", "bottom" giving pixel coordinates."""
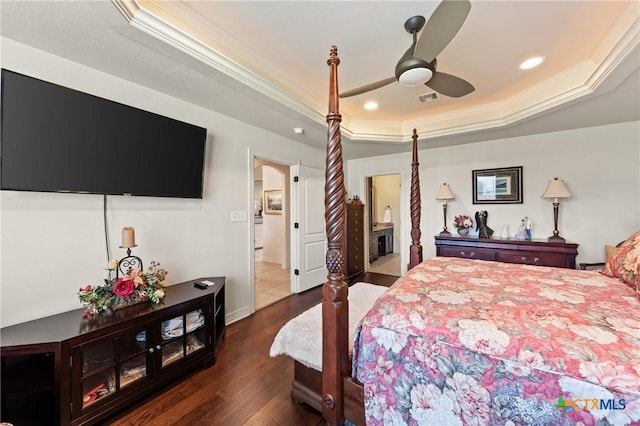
[
  {"left": 408, "top": 128, "right": 423, "bottom": 270},
  {"left": 322, "top": 45, "right": 348, "bottom": 426}
]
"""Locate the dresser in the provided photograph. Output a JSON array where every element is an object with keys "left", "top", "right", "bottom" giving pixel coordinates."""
[
  {"left": 434, "top": 235, "right": 579, "bottom": 269},
  {"left": 344, "top": 203, "right": 365, "bottom": 279}
]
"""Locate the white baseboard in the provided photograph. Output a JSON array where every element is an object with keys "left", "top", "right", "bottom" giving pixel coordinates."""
[{"left": 225, "top": 306, "right": 252, "bottom": 325}]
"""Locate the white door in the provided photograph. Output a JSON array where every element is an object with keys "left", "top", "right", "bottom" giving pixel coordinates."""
[{"left": 291, "top": 165, "right": 327, "bottom": 293}]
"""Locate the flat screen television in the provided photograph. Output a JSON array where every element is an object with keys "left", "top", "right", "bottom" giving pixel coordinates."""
[{"left": 1, "top": 69, "right": 207, "bottom": 198}]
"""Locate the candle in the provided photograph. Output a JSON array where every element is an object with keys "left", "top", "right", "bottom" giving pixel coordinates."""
[{"left": 121, "top": 227, "right": 136, "bottom": 248}]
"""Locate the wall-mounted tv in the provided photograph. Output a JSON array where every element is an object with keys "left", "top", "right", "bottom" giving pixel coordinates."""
[{"left": 1, "top": 69, "right": 207, "bottom": 198}]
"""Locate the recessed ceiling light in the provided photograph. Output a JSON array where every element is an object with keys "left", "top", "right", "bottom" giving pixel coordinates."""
[
  {"left": 364, "top": 101, "right": 378, "bottom": 111},
  {"left": 520, "top": 56, "right": 544, "bottom": 70},
  {"left": 293, "top": 127, "right": 304, "bottom": 134}
]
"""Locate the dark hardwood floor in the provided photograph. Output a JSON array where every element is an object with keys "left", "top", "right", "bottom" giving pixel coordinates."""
[{"left": 105, "top": 272, "right": 397, "bottom": 425}]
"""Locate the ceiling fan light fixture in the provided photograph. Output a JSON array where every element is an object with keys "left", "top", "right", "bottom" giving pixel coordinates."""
[{"left": 398, "top": 67, "right": 433, "bottom": 87}]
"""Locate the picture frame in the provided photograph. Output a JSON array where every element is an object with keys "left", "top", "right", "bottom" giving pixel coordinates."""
[
  {"left": 264, "top": 189, "right": 283, "bottom": 214},
  {"left": 472, "top": 166, "right": 523, "bottom": 204}
]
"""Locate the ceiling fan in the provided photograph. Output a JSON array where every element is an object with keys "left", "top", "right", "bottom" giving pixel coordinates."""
[{"left": 339, "top": 0, "right": 475, "bottom": 99}]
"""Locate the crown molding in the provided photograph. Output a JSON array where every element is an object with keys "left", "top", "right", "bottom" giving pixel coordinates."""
[
  {"left": 112, "top": 0, "right": 639, "bottom": 144},
  {"left": 111, "top": 0, "right": 327, "bottom": 129}
]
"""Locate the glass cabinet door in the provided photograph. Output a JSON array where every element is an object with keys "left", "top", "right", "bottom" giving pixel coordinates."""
[
  {"left": 77, "top": 326, "right": 148, "bottom": 413},
  {"left": 160, "top": 308, "right": 207, "bottom": 367},
  {"left": 80, "top": 340, "right": 115, "bottom": 410},
  {"left": 117, "top": 329, "right": 149, "bottom": 389}
]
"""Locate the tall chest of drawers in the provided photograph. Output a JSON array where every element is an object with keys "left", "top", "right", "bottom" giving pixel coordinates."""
[{"left": 344, "top": 203, "right": 365, "bottom": 279}]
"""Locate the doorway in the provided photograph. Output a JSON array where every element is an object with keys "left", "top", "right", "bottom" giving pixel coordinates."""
[
  {"left": 254, "top": 158, "right": 291, "bottom": 310},
  {"left": 367, "top": 174, "right": 401, "bottom": 276}
]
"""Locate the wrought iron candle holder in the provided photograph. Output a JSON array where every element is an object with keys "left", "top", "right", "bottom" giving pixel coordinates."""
[{"left": 117, "top": 246, "right": 143, "bottom": 278}]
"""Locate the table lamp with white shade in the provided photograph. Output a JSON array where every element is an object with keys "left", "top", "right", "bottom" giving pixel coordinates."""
[
  {"left": 435, "top": 183, "right": 455, "bottom": 236},
  {"left": 541, "top": 177, "right": 572, "bottom": 242}
]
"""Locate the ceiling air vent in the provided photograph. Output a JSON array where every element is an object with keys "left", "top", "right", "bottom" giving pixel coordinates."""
[{"left": 417, "top": 91, "right": 438, "bottom": 103}]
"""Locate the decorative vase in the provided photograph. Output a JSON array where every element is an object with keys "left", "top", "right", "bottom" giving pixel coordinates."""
[{"left": 457, "top": 228, "right": 469, "bottom": 236}]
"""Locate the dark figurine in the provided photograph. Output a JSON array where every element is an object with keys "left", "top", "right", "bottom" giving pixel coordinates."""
[{"left": 475, "top": 210, "right": 494, "bottom": 239}]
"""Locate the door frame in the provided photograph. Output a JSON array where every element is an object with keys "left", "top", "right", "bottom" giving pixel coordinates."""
[
  {"left": 247, "top": 148, "right": 295, "bottom": 314},
  {"left": 359, "top": 170, "right": 407, "bottom": 276}
]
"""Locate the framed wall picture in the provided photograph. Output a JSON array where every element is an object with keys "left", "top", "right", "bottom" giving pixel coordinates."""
[
  {"left": 264, "top": 189, "right": 283, "bottom": 214},
  {"left": 472, "top": 166, "right": 523, "bottom": 204}
]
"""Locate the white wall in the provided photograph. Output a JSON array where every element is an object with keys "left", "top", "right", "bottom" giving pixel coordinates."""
[
  {"left": 347, "top": 122, "right": 640, "bottom": 269},
  {"left": 0, "top": 38, "right": 325, "bottom": 327}
]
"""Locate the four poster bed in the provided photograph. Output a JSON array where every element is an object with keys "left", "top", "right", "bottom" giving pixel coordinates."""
[{"left": 272, "top": 47, "right": 640, "bottom": 425}]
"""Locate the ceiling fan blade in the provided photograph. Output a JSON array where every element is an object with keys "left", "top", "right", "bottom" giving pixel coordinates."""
[
  {"left": 426, "top": 71, "right": 475, "bottom": 98},
  {"left": 339, "top": 77, "right": 396, "bottom": 98},
  {"left": 414, "top": 0, "right": 471, "bottom": 63}
]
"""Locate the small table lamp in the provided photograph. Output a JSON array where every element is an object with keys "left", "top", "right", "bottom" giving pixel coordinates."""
[
  {"left": 436, "top": 183, "right": 455, "bottom": 236},
  {"left": 541, "top": 177, "right": 572, "bottom": 242}
]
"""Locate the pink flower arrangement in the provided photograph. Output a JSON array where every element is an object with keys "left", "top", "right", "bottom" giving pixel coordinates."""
[
  {"left": 78, "top": 261, "right": 167, "bottom": 316},
  {"left": 453, "top": 215, "right": 473, "bottom": 230},
  {"left": 112, "top": 269, "right": 145, "bottom": 297},
  {"left": 112, "top": 278, "right": 135, "bottom": 297}
]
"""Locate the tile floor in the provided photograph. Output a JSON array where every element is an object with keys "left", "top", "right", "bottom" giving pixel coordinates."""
[
  {"left": 255, "top": 249, "right": 399, "bottom": 310},
  {"left": 367, "top": 252, "right": 401, "bottom": 276},
  {"left": 255, "top": 248, "right": 291, "bottom": 310}
]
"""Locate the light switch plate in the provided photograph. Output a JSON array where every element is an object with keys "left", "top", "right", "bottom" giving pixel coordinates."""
[{"left": 231, "top": 210, "right": 248, "bottom": 222}]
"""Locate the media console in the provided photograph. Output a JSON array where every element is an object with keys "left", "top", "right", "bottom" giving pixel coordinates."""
[{"left": 1, "top": 277, "right": 225, "bottom": 426}]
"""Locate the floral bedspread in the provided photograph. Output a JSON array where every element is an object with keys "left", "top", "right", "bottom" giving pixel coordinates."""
[{"left": 352, "top": 257, "right": 640, "bottom": 425}]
